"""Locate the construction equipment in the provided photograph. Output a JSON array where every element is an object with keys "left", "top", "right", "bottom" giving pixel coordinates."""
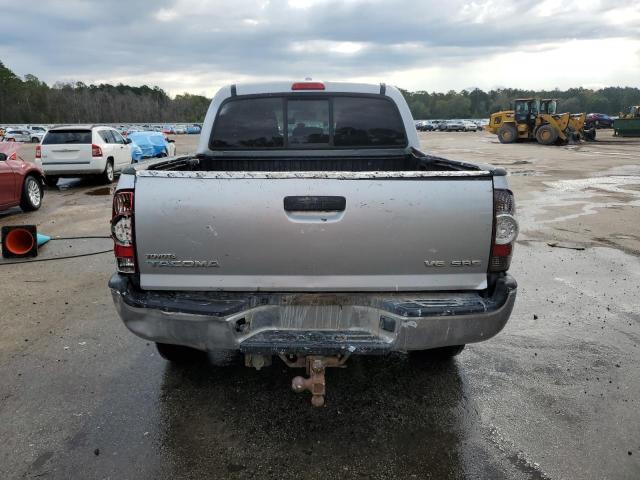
[
  {"left": 488, "top": 98, "right": 595, "bottom": 145},
  {"left": 613, "top": 106, "right": 640, "bottom": 137}
]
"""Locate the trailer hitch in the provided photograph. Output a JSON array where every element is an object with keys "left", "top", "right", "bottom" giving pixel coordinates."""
[{"left": 290, "top": 356, "right": 346, "bottom": 407}]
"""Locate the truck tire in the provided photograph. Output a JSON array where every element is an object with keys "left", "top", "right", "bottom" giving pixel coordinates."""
[
  {"left": 156, "top": 342, "right": 204, "bottom": 363},
  {"left": 20, "top": 175, "right": 43, "bottom": 211},
  {"left": 584, "top": 128, "right": 596, "bottom": 141},
  {"left": 535, "top": 124, "right": 558, "bottom": 145},
  {"left": 409, "top": 345, "right": 465, "bottom": 363},
  {"left": 101, "top": 159, "right": 114, "bottom": 184},
  {"left": 44, "top": 176, "right": 59, "bottom": 187},
  {"left": 498, "top": 124, "right": 517, "bottom": 143}
]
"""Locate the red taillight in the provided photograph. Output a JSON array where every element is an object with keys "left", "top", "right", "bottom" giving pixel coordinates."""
[
  {"left": 92, "top": 144, "right": 103, "bottom": 157},
  {"left": 490, "top": 190, "right": 518, "bottom": 272},
  {"left": 291, "top": 82, "right": 325, "bottom": 91},
  {"left": 111, "top": 191, "right": 135, "bottom": 273},
  {"left": 35, "top": 145, "right": 41, "bottom": 159}
]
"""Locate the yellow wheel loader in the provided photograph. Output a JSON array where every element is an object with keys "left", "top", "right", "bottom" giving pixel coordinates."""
[{"left": 488, "top": 98, "right": 595, "bottom": 145}]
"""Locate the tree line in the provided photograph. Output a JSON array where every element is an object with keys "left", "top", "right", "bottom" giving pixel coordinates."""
[
  {"left": 1, "top": 60, "right": 639, "bottom": 124},
  {"left": 0, "top": 61, "right": 209, "bottom": 124},
  {"left": 401, "top": 86, "right": 640, "bottom": 120}
]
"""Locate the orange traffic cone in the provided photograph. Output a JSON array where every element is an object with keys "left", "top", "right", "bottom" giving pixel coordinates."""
[{"left": 1, "top": 225, "right": 39, "bottom": 258}]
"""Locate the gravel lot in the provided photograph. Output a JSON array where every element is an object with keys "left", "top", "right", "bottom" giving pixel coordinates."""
[{"left": 1, "top": 131, "right": 638, "bottom": 479}]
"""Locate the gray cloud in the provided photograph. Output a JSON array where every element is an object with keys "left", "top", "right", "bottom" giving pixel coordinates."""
[{"left": 0, "top": 0, "right": 638, "bottom": 93}]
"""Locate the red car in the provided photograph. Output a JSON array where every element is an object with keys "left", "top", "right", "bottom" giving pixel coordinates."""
[{"left": 0, "top": 144, "right": 45, "bottom": 212}]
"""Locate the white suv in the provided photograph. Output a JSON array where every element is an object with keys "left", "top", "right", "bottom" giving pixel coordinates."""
[{"left": 38, "top": 125, "right": 132, "bottom": 186}]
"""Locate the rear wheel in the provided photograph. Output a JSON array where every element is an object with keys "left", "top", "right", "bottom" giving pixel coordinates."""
[
  {"left": 31, "top": 137, "right": 39, "bottom": 143},
  {"left": 44, "top": 175, "right": 59, "bottom": 188},
  {"left": 497, "top": 124, "right": 517, "bottom": 143},
  {"left": 101, "top": 159, "right": 114, "bottom": 184},
  {"left": 156, "top": 343, "right": 204, "bottom": 363},
  {"left": 20, "top": 176, "right": 43, "bottom": 211},
  {"left": 410, "top": 345, "right": 465, "bottom": 363}
]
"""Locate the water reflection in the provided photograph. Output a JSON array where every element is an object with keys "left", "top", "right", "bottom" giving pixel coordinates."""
[{"left": 157, "top": 353, "right": 472, "bottom": 478}]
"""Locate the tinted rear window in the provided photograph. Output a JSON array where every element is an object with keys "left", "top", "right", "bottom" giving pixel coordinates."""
[
  {"left": 211, "top": 98, "right": 284, "bottom": 148},
  {"left": 43, "top": 130, "right": 91, "bottom": 145},
  {"left": 333, "top": 97, "right": 406, "bottom": 147},
  {"left": 210, "top": 95, "right": 406, "bottom": 149}
]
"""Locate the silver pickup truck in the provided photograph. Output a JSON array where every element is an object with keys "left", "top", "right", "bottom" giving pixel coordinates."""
[{"left": 109, "top": 81, "right": 518, "bottom": 406}]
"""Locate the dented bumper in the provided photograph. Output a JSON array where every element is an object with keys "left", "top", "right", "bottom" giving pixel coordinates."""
[{"left": 108, "top": 274, "right": 517, "bottom": 354}]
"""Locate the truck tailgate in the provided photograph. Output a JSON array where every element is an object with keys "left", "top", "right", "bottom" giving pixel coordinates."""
[{"left": 134, "top": 171, "right": 493, "bottom": 291}]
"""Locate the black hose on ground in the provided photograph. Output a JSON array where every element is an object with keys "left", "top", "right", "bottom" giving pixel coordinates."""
[{"left": 0, "top": 235, "right": 113, "bottom": 265}]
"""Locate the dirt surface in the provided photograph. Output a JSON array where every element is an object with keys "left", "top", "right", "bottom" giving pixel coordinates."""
[{"left": 0, "top": 131, "right": 639, "bottom": 479}]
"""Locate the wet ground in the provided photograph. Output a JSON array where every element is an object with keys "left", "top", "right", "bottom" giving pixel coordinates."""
[{"left": 1, "top": 132, "right": 639, "bottom": 479}]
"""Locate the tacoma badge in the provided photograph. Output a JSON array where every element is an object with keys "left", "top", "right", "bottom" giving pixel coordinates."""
[{"left": 145, "top": 253, "right": 220, "bottom": 267}]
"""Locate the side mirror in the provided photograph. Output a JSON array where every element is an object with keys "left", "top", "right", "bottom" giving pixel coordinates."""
[
  {"left": 124, "top": 138, "right": 132, "bottom": 144},
  {"left": 0, "top": 153, "right": 7, "bottom": 161}
]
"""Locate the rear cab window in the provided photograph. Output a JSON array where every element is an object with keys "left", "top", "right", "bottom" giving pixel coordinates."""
[
  {"left": 210, "top": 95, "right": 407, "bottom": 149},
  {"left": 43, "top": 130, "right": 92, "bottom": 145}
]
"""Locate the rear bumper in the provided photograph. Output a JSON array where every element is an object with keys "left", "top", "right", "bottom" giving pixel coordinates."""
[
  {"left": 41, "top": 157, "right": 106, "bottom": 175},
  {"left": 109, "top": 274, "right": 517, "bottom": 355}
]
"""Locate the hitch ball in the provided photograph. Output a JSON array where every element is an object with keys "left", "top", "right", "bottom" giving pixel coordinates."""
[{"left": 291, "top": 358, "right": 327, "bottom": 407}]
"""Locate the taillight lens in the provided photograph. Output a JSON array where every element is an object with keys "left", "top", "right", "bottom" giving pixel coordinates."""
[
  {"left": 92, "top": 144, "right": 103, "bottom": 157},
  {"left": 35, "top": 145, "right": 41, "bottom": 159},
  {"left": 495, "top": 214, "right": 518, "bottom": 244},
  {"left": 111, "top": 191, "right": 135, "bottom": 273},
  {"left": 490, "top": 189, "right": 518, "bottom": 272}
]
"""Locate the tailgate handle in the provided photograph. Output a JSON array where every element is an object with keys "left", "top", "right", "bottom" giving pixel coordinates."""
[{"left": 284, "top": 196, "right": 346, "bottom": 212}]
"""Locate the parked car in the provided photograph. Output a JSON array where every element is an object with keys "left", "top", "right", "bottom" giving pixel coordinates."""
[
  {"left": 109, "top": 80, "right": 518, "bottom": 406},
  {"left": 0, "top": 143, "right": 45, "bottom": 212},
  {"left": 442, "top": 120, "right": 466, "bottom": 131},
  {"left": 431, "top": 120, "right": 446, "bottom": 131},
  {"left": 416, "top": 121, "right": 435, "bottom": 131},
  {"left": 38, "top": 125, "right": 133, "bottom": 186},
  {"left": 161, "top": 125, "right": 176, "bottom": 134},
  {"left": 128, "top": 131, "right": 176, "bottom": 162},
  {"left": 28, "top": 129, "right": 46, "bottom": 143},
  {"left": 586, "top": 113, "right": 614, "bottom": 129},
  {"left": 174, "top": 125, "right": 187, "bottom": 134},
  {"left": 462, "top": 120, "right": 478, "bottom": 132},
  {"left": 124, "top": 126, "right": 144, "bottom": 136},
  {"left": 186, "top": 124, "right": 201, "bottom": 134},
  {"left": 27, "top": 125, "right": 48, "bottom": 134},
  {"left": 3, "top": 129, "right": 33, "bottom": 142}
]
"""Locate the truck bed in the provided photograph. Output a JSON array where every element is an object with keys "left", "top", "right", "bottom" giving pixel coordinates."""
[{"left": 131, "top": 149, "right": 495, "bottom": 174}]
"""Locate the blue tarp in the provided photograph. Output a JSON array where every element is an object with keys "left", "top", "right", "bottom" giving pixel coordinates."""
[{"left": 128, "top": 132, "right": 170, "bottom": 162}]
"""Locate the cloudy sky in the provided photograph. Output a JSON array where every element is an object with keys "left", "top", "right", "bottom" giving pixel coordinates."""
[{"left": 1, "top": 0, "right": 639, "bottom": 97}]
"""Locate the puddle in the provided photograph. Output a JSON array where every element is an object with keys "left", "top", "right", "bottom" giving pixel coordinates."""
[
  {"left": 519, "top": 174, "right": 640, "bottom": 226},
  {"left": 85, "top": 187, "right": 114, "bottom": 196},
  {"left": 510, "top": 170, "right": 547, "bottom": 177},
  {"left": 494, "top": 160, "right": 532, "bottom": 166}
]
